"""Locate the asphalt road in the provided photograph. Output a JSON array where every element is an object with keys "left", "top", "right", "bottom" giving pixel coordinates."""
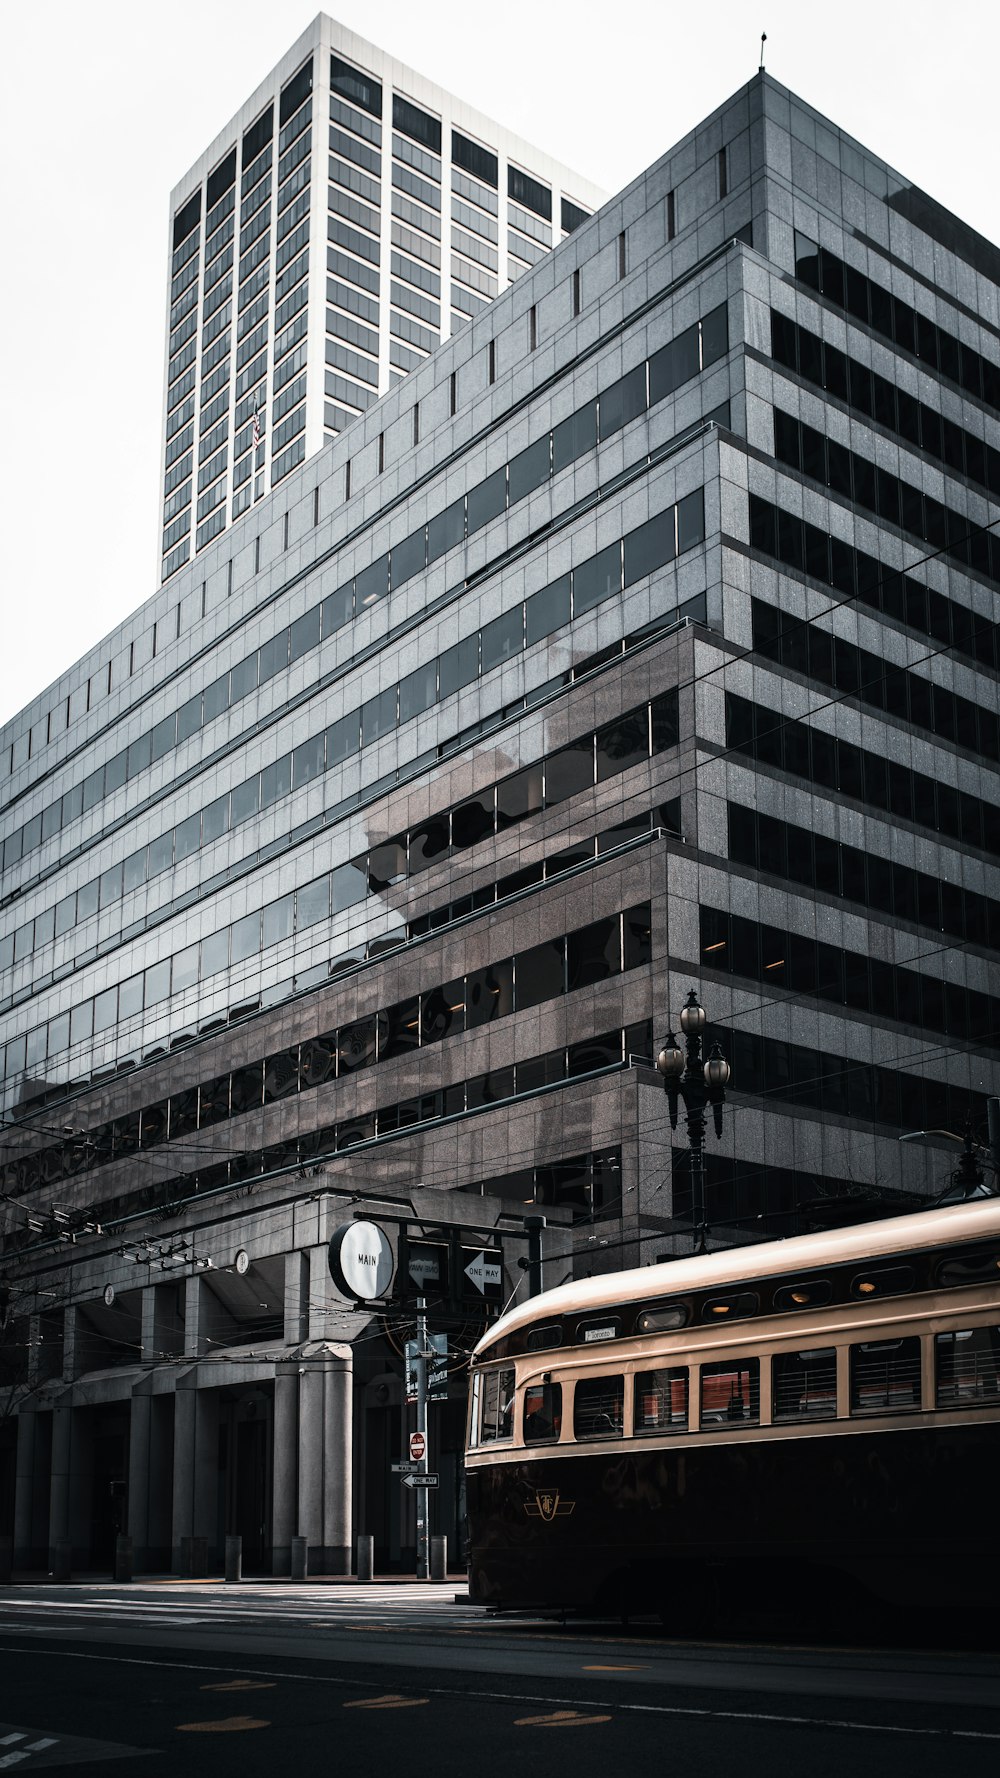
[{"left": 0, "top": 1581, "right": 996, "bottom": 1776}]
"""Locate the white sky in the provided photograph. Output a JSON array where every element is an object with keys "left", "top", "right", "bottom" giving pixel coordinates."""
[{"left": 1, "top": 0, "right": 997, "bottom": 727}]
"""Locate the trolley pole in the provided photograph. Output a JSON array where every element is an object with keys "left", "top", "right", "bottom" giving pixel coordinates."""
[{"left": 415, "top": 1295, "right": 429, "bottom": 1581}]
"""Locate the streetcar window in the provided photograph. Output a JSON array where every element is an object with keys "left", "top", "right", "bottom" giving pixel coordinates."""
[
  {"left": 850, "top": 1266, "right": 914, "bottom": 1300},
  {"left": 700, "top": 1292, "right": 758, "bottom": 1322},
  {"left": 636, "top": 1303, "right": 689, "bottom": 1333},
  {"left": 849, "top": 1338, "right": 921, "bottom": 1415},
  {"left": 700, "top": 1359, "right": 759, "bottom": 1427},
  {"left": 526, "top": 1323, "right": 563, "bottom": 1351},
  {"left": 573, "top": 1374, "right": 625, "bottom": 1438},
  {"left": 935, "top": 1327, "right": 1000, "bottom": 1406},
  {"left": 772, "top": 1279, "right": 832, "bottom": 1312},
  {"left": 936, "top": 1250, "right": 1000, "bottom": 1287},
  {"left": 634, "top": 1367, "right": 688, "bottom": 1432},
  {"left": 523, "top": 1381, "right": 562, "bottom": 1443},
  {"left": 479, "top": 1366, "right": 515, "bottom": 1442},
  {"left": 772, "top": 1348, "right": 837, "bottom": 1421}
]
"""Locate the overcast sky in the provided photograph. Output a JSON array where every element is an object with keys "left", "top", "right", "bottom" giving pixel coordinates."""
[{"left": 1, "top": 0, "right": 997, "bottom": 727}]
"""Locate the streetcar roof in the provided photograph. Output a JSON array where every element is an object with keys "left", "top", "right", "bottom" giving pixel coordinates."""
[{"left": 473, "top": 1196, "right": 1000, "bottom": 1359}]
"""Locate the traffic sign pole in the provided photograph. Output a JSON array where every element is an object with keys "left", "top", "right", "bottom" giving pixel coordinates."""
[{"left": 415, "top": 1295, "right": 429, "bottom": 1580}]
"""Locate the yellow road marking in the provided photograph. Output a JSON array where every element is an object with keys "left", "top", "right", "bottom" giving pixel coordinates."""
[
  {"left": 515, "top": 1710, "right": 612, "bottom": 1728},
  {"left": 343, "top": 1694, "right": 429, "bottom": 1710},
  {"left": 582, "top": 1664, "right": 646, "bottom": 1671},
  {"left": 176, "top": 1716, "right": 270, "bottom": 1732},
  {"left": 201, "top": 1679, "right": 276, "bottom": 1692}
]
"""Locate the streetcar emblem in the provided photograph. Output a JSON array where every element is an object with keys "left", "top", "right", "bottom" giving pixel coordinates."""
[{"left": 524, "top": 1490, "right": 575, "bottom": 1521}]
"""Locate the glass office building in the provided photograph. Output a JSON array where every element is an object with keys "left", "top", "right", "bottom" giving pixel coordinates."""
[
  {"left": 159, "top": 13, "right": 607, "bottom": 582},
  {"left": 1, "top": 71, "right": 998, "bottom": 1575}
]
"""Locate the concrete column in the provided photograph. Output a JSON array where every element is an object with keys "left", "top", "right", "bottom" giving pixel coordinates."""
[
  {"left": 12, "top": 1410, "right": 37, "bottom": 1570},
  {"left": 127, "top": 1390, "right": 152, "bottom": 1570},
  {"left": 297, "top": 1362, "right": 323, "bottom": 1562},
  {"left": 284, "top": 1252, "right": 309, "bottom": 1344},
  {"left": 272, "top": 1367, "right": 298, "bottom": 1574},
  {"left": 182, "top": 1276, "right": 204, "bottom": 1358},
  {"left": 323, "top": 1354, "right": 352, "bottom": 1575},
  {"left": 297, "top": 1349, "right": 352, "bottom": 1575},
  {"left": 48, "top": 1404, "right": 72, "bottom": 1564},
  {"left": 61, "top": 1307, "right": 79, "bottom": 1382},
  {"left": 307, "top": 1246, "right": 329, "bottom": 1341},
  {"left": 140, "top": 1287, "right": 157, "bottom": 1359},
  {"left": 147, "top": 1396, "right": 174, "bottom": 1570},
  {"left": 171, "top": 1381, "right": 219, "bottom": 1572}
]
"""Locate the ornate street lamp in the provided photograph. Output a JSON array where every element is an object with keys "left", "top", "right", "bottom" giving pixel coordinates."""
[{"left": 656, "top": 989, "right": 731, "bottom": 1254}]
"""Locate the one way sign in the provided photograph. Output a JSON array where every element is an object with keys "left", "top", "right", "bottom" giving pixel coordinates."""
[{"left": 464, "top": 1251, "right": 502, "bottom": 1297}]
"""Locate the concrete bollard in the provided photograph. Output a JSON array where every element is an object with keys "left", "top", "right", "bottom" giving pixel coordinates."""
[
  {"left": 224, "top": 1535, "right": 242, "bottom": 1583},
  {"left": 429, "top": 1535, "right": 448, "bottom": 1581},
  {"left": 356, "top": 1534, "right": 374, "bottom": 1581},
  {"left": 290, "top": 1535, "right": 308, "bottom": 1581},
  {"left": 53, "top": 1538, "right": 72, "bottom": 1582},
  {"left": 114, "top": 1534, "right": 133, "bottom": 1582}
]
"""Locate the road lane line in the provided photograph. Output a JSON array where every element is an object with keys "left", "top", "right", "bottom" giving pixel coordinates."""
[
  {"left": 176, "top": 1716, "right": 269, "bottom": 1733},
  {"left": 2, "top": 1646, "right": 997, "bottom": 1741}
]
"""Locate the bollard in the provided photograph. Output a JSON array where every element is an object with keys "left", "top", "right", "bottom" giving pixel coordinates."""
[
  {"left": 53, "top": 1538, "right": 71, "bottom": 1582},
  {"left": 224, "top": 1535, "right": 242, "bottom": 1583},
  {"left": 290, "top": 1535, "right": 308, "bottom": 1581},
  {"left": 356, "top": 1534, "right": 374, "bottom": 1581},
  {"left": 114, "top": 1534, "right": 133, "bottom": 1583},
  {"left": 429, "top": 1535, "right": 448, "bottom": 1582}
]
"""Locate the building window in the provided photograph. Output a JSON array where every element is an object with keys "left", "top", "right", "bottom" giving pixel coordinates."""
[
  {"left": 667, "top": 189, "right": 676, "bottom": 240},
  {"left": 718, "top": 146, "right": 728, "bottom": 199}
]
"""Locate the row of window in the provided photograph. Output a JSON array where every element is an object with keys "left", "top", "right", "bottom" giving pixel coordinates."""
[
  {"left": 4, "top": 1028, "right": 650, "bottom": 1253},
  {"left": 748, "top": 493, "right": 1000, "bottom": 675},
  {"left": 700, "top": 904, "right": 1000, "bottom": 1051},
  {"left": 483, "top": 1327, "right": 999, "bottom": 1447},
  {"left": 2, "top": 478, "right": 689, "bottom": 934},
  {"left": 2, "top": 685, "right": 677, "bottom": 1073},
  {"left": 727, "top": 802, "right": 1000, "bottom": 954},
  {"left": 793, "top": 231, "right": 1000, "bottom": 411},
  {"left": 702, "top": 1018, "right": 989, "bottom": 1135},
  {"left": 772, "top": 309, "right": 1000, "bottom": 503},
  {"left": 5, "top": 797, "right": 669, "bottom": 1102},
  {"left": 751, "top": 595, "right": 1000, "bottom": 765},
  {"left": 2, "top": 908, "right": 650, "bottom": 1188},
  {"left": 774, "top": 409, "right": 1000, "bottom": 589},
  {"left": 407, "top": 801, "right": 680, "bottom": 941},
  {"left": 8, "top": 286, "right": 725, "bottom": 877},
  {"left": 724, "top": 691, "right": 1000, "bottom": 860}
]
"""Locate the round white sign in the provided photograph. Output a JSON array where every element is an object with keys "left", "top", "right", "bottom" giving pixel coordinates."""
[
  {"left": 234, "top": 1249, "right": 250, "bottom": 1275},
  {"left": 328, "top": 1220, "right": 394, "bottom": 1301}
]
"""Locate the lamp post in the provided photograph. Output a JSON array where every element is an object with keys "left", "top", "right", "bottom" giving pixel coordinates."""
[
  {"left": 898, "top": 1104, "right": 1000, "bottom": 1200},
  {"left": 656, "top": 990, "right": 731, "bottom": 1254}
]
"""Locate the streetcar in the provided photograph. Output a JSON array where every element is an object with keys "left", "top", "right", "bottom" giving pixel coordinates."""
[{"left": 464, "top": 1199, "right": 1000, "bottom": 1620}]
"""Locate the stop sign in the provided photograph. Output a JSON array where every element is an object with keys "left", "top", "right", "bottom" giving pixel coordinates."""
[{"left": 409, "top": 1431, "right": 425, "bottom": 1462}]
